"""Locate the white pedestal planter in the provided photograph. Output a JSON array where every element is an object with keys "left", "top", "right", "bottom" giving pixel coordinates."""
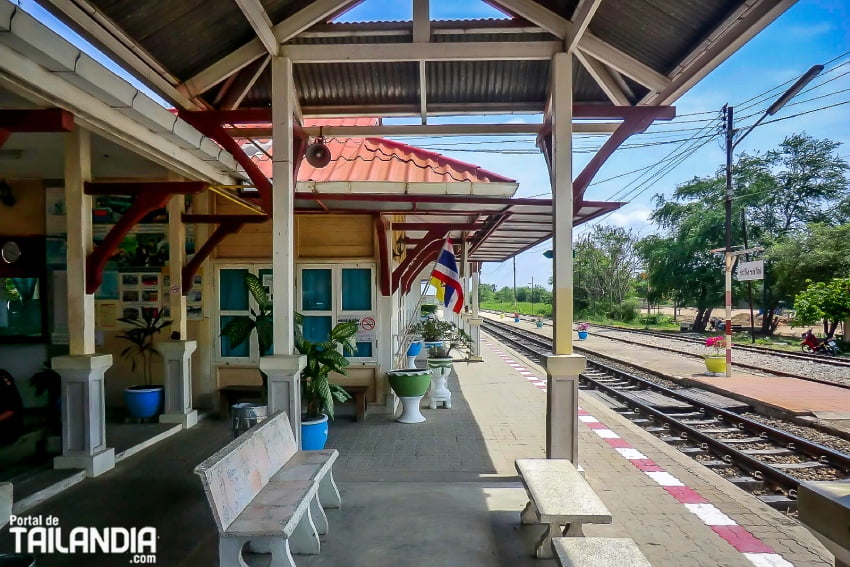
[
  {"left": 426, "top": 357, "right": 453, "bottom": 409},
  {"left": 387, "top": 369, "right": 431, "bottom": 424}
]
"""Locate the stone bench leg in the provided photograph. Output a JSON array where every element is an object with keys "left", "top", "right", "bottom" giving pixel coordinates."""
[
  {"left": 311, "top": 493, "right": 328, "bottom": 535},
  {"left": 219, "top": 537, "right": 254, "bottom": 567},
  {"left": 319, "top": 470, "right": 342, "bottom": 509},
  {"left": 533, "top": 521, "right": 584, "bottom": 559},
  {"left": 289, "top": 507, "right": 320, "bottom": 555}
]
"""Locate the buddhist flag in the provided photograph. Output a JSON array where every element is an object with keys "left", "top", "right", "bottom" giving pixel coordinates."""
[{"left": 429, "top": 238, "right": 464, "bottom": 313}]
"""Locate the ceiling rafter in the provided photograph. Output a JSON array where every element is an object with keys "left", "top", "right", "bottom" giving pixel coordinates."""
[
  {"left": 280, "top": 40, "right": 563, "bottom": 63},
  {"left": 488, "top": 0, "right": 670, "bottom": 92},
  {"left": 566, "top": 0, "right": 602, "bottom": 53},
  {"left": 413, "top": 0, "right": 430, "bottom": 124},
  {"left": 180, "top": 0, "right": 362, "bottom": 98},
  {"left": 574, "top": 50, "right": 632, "bottom": 106},
  {"left": 220, "top": 56, "right": 270, "bottom": 110},
  {"left": 233, "top": 0, "right": 280, "bottom": 56}
]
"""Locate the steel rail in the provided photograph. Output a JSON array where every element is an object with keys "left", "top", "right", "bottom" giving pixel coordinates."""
[{"left": 481, "top": 318, "right": 850, "bottom": 494}]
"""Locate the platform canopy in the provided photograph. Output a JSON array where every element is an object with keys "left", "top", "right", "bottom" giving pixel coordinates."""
[{"left": 34, "top": 0, "right": 795, "bottom": 207}]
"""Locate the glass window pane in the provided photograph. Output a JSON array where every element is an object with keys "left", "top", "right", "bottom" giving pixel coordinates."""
[
  {"left": 349, "top": 341, "right": 372, "bottom": 358},
  {"left": 302, "top": 316, "right": 332, "bottom": 343},
  {"left": 0, "top": 278, "right": 43, "bottom": 337},
  {"left": 220, "top": 315, "right": 250, "bottom": 357},
  {"left": 220, "top": 269, "right": 249, "bottom": 311},
  {"left": 302, "top": 269, "right": 332, "bottom": 311},
  {"left": 341, "top": 268, "right": 371, "bottom": 311}
]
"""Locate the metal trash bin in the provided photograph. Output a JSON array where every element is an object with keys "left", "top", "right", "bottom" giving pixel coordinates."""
[
  {"left": 0, "top": 554, "right": 36, "bottom": 567},
  {"left": 231, "top": 402, "right": 268, "bottom": 438}
]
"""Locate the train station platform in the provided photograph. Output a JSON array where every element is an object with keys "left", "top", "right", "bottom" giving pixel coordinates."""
[
  {"left": 0, "top": 334, "right": 833, "bottom": 566},
  {"left": 484, "top": 313, "right": 850, "bottom": 425}
]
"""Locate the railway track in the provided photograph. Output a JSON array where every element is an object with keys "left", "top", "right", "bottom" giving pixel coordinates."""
[
  {"left": 481, "top": 311, "right": 850, "bottom": 389},
  {"left": 592, "top": 322, "right": 850, "bottom": 368},
  {"left": 481, "top": 318, "right": 850, "bottom": 509}
]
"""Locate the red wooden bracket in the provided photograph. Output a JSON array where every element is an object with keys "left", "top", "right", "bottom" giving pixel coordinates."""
[
  {"left": 0, "top": 109, "right": 74, "bottom": 132},
  {"left": 84, "top": 183, "right": 207, "bottom": 294},
  {"left": 181, "top": 214, "right": 269, "bottom": 294},
  {"left": 0, "top": 130, "right": 10, "bottom": 149},
  {"left": 391, "top": 229, "right": 443, "bottom": 293},
  {"left": 178, "top": 111, "right": 309, "bottom": 215},
  {"left": 374, "top": 216, "right": 391, "bottom": 296},
  {"left": 402, "top": 239, "right": 445, "bottom": 294}
]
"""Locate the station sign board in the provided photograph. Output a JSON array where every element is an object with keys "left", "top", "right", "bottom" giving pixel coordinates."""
[{"left": 736, "top": 260, "right": 764, "bottom": 281}]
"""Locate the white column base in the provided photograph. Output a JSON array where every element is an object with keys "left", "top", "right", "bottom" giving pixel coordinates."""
[
  {"left": 544, "top": 354, "right": 586, "bottom": 463},
  {"left": 53, "top": 354, "right": 115, "bottom": 477},
  {"left": 469, "top": 317, "right": 483, "bottom": 361},
  {"left": 158, "top": 340, "right": 198, "bottom": 429},
  {"left": 260, "top": 354, "right": 306, "bottom": 445},
  {"left": 159, "top": 409, "right": 199, "bottom": 429},
  {"left": 54, "top": 447, "right": 115, "bottom": 478}
]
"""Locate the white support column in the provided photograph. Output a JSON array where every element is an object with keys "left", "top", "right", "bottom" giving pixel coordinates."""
[
  {"left": 54, "top": 124, "right": 114, "bottom": 477},
  {"left": 158, "top": 193, "right": 198, "bottom": 429},
  {"left": 459, "top": 238, "right": 470, "bottom": 334},
  {"left": 469, "top": 265, "right": 483, "bottom": 361},
  {"left": 546, "top": 52, "right": 586, "bottom": 463},
  {"left": 260, "top": 56, "right": 305, "bottom": 444}
]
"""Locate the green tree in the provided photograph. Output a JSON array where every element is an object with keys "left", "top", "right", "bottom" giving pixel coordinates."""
[
  {"left": 478, "top": 283, "right": 496, "bottom": 303},
  {"left": 792, "top": 277, "right": 850, "bottom": 338},
  {"left": 574, "top": 225, "right": 641, "bottom": 317}
]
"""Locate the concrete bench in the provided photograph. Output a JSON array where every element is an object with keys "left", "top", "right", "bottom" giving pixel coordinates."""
[
  {"left": 552, "top": 537, "right": 651, "bottom": 566},
  {"left": 516, "top": 458, "right": 612, "bottom": 559},
  {"left": 195, "top": 411, "right": 341, "bottom": 567}
]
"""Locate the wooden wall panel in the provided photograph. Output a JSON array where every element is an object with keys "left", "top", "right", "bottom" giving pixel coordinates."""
[
  {"left": 296, "top": 214, "right": 374, "bottom": 258},
  {"left": 0, "top": 180, "right": 45, "bottom": 236}
]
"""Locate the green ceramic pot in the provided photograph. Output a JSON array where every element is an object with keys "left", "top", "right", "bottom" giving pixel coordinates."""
[{"left": 386, "top": 368, "right": 431, "bottom": 397}]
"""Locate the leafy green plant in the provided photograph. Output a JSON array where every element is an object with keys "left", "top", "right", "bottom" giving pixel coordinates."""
[
  {"left": 221, "top": 274, "right": 273, "bottom": 356},
  {"left": 411, "top": 319, "right": 455, "bottom": 343},
  {"left": 117, "top": 308, "right": 172, "bottom": 386},
  {"left": 220, "top": 273, "right": 359, "bottom": 419},
  {"left": 295, "top": 315, "right": 358, "bottom": 420}
]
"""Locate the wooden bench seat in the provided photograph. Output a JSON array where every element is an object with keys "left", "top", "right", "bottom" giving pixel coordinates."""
[
  {"left": 515, "top": 458, "right": 612, "bottom": 559},
  {"left": 552, "top": 537, "right": 651, "bottom": 567},
  {"left": 195, "top": 411, "right": 341, "bottom": 567}
]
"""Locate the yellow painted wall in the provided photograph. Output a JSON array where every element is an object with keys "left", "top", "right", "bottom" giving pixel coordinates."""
[{"left": 0, "top": 179, "right": 45, "bottom": 235}]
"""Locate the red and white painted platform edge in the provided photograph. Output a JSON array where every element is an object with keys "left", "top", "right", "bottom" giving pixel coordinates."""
[{"left": 481, "top": 337, "right": 794, "bottom": 567}]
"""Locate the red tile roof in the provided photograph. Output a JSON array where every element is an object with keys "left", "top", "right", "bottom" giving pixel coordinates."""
[{"left": 241, "top": 119, "right": 515, "bottom": 184}]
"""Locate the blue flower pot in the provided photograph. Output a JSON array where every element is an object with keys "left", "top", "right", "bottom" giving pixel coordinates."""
[
  {"left": 124, "top": 386, "right": 164, "bottom": 418},
  {"left": 406, "top": 341, "right": 423, "bottom": 356},
  {"left": 578, "top": 331, "right": 589, "bottom": 340},
  {"left": 301, "top": 414, "right": 329, "bottom": 450}
]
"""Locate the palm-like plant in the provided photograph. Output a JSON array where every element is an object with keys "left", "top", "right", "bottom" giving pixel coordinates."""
[
  {"left": 117, "top": 307, "right": 172, "bottom": 386},
  {"left": 295, "top": 315, "right": 357, "bottom": 420},
  {"left": 220, "top": 273, "right": 358, "bottom": 420}
]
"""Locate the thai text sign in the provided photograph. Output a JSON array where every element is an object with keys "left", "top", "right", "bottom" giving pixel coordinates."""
[{"left": 736, "top": 260, "right": 764, "bottom": 281}]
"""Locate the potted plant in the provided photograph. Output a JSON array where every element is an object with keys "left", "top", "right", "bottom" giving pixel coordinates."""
[
  {"left": 221, "top": 273, "right": 358, "bottom": 448},
  {"left": 117, "top": 307, "right": 172, "bottom": 419},
  {"left": 294, "top": 314, "right": 357, "bottom": 449},
  {"left": 412, "top": 319, "right": 456, "bottom": 351},
  {"left": 704, "top": 336, "right": 727, "bottom": 375},
  {"left": 577, "top": 322, "right": 590, "bottom": 340}
]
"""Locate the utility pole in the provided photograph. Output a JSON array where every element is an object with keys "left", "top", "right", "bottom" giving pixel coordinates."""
[
  {"left": 719, "top": 64, "right": 822, "bottom": 377},
  {"left": 530, "top": 276, "right": 535, "bottom": 317},
  {"left": 512, "top": 256, "right": 517, "bottom": 309}
]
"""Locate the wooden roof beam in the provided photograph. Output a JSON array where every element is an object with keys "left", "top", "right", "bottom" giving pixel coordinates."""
[
  {"left": 0, "top": 108, "right": 74, "bottom": 131},
  {"left": 233, "top": 0, "right": 279, "bottom": 56},
  {"left": 575, "top": 50, "right": 632, "bottom": 106},
  {"left": 566, "top": 0, "right": 602, "bottom": 53},
  {"left": 180, "top": 0, "right": 363, "bottom": 98}
]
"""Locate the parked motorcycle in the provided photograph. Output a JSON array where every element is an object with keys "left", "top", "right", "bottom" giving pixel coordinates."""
[{"left": 800, "top": 329, "right": 840, "bottom": 356}]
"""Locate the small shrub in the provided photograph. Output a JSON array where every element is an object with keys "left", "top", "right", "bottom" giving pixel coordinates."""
[{"left": 609, "top": 299, "right": 638, "bottom": 322}]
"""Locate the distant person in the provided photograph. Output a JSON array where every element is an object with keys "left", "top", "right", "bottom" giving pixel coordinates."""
[{"left": 0, "top": 369, "right": 24, "bottom": 446}]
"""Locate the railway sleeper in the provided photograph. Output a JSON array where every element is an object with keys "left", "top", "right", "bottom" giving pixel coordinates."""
[
  {"left": 741, "top": 448, "right": 795, "bottom": 457},
  {"left": 757, "top": 494, "right": 797, "bottom": 512},
  {"left": 630, "top": 418, "right": 653, "bottom": 426},
  {"left": 679, "top": 419, "right": 720, "bottom": 426},
  {"left": 661, "top": 411, "right": 703, "bottom": 418},
  {"left": 728, "top": 477, "right": 765, "bottom": 491},
  {"left": 660, "top": 436, "right": 689, "bottom": 446},
  {"left": 699, "top": 427, "right": 741, "bottom": 434},
  {"left": 699, "top": 460, "right": 730, "bottom": 468},
  {"left": 645, "top": 426, "right": 668, "bottom": 434},
  {"left": 769, "top": 461, "right": 825, "bottom": 470},
  {"left": 715, "top": 437, "right": 765, "bottom": 444},
  {"left": 679, "top": 447, "right": 709, "bottom": 457}
]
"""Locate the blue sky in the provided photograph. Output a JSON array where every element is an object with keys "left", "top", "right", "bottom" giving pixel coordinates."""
[{"left": 12, "top": 0, "right": 850, "bottom": 291}]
